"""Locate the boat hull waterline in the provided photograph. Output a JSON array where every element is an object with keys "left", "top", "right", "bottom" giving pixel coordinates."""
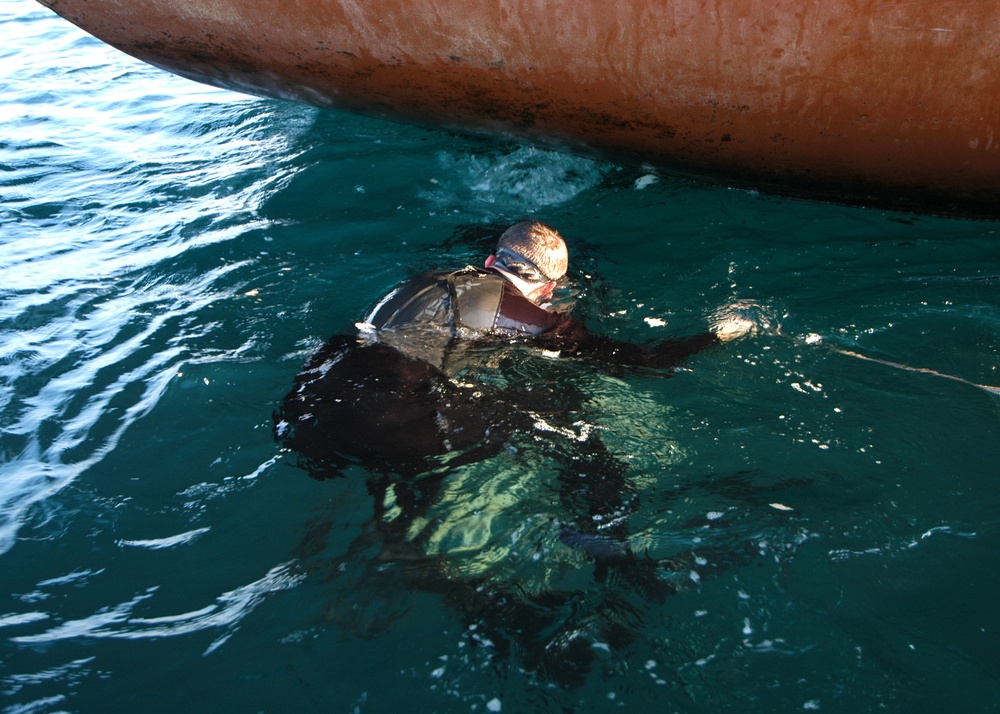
[{"left": 38, "top": 0, "right": 1000, "bottom": 217}]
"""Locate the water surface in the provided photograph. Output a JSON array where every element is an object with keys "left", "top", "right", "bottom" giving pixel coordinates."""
[{"left": 2, "top": 2, "right": 999, "bottom": 712}]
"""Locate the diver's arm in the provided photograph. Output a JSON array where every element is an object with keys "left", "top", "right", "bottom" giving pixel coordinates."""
[{"left": 536, "top": 314, "right": 722, "bottom": 371}]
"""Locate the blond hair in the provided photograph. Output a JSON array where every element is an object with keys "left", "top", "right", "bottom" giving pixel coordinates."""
[{"left": 496, "top": 221, "right": 568, "bottom": 282}]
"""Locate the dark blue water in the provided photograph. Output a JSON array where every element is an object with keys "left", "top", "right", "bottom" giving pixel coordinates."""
[{"left": 3, "top": 1, "right": 1000, "bottom": 711}]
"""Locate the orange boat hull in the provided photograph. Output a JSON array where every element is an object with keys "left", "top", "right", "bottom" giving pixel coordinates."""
[{"left": 39, "top": 0, "right": 1000, "bottom": 217}]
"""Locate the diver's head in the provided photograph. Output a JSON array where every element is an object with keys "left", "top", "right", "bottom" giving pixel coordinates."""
[{"left": 486, "top": 221, "right": 568, "bottom": 302}]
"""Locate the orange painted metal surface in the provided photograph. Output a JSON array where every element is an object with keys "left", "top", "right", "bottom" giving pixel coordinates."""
[{"left": 38, "top": 0, "right": 1000, "bottom": 217}]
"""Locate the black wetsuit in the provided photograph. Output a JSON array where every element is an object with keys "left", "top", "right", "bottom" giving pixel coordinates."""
[
  {"left": 276, "top": 266, "right": 720, "bottom": 475},
  {"left": 274, "top": 265, "right": 727, "bottom": 684}
]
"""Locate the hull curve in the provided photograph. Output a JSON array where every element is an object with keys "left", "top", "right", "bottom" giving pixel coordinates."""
[{"left": 38, "top": 0, "right": 1000, "bottom": 218}]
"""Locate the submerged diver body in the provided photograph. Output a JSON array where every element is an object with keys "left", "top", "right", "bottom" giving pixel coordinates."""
[{"left": 276, "top": 221, "right": 752, "bottom": 683}]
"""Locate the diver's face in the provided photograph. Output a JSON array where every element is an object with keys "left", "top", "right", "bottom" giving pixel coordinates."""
[
  {"left": 486, "top": 254, "right": 558, "bottom": 304},
  {"left": 526, "top": 280, "right": 557, "bottom": 304}
]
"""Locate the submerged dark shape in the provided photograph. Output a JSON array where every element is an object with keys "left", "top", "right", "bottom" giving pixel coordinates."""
[
  {"left": 38, "top": 0, "right": 1000, "bottom": 217},
  {"left": 274, "top": 328, "right": 710, "bottom": 684},
  {"left": 275, "top": 334, "right": 531, "bottom": 478}
]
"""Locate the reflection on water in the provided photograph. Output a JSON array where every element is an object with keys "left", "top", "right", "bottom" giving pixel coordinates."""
[
  {"left": 3, "top": 0, "right": 1000, "bottom": 711},
  {"left": 12, "top": 561, "right": 303, "bottom": 654}
]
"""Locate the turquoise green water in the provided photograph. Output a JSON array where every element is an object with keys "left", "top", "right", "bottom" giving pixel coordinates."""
[{"left": 3, "top": 2, "right": 1000, "bottom": 711}]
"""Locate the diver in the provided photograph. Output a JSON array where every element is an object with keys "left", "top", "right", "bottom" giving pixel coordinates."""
[
  {"left": 275, "top": 220, "right": 757, "bottom": 543},
  {"left": 275, "top": 220, "right": 754, "bottom": 684},
  {"left": 276, "top": 220, "right": 750, "bottom": 478}
]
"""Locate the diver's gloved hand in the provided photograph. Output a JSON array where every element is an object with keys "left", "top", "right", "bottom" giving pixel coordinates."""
[
  {"left": 713, "top": 314, "right": 756, "bottom": 342},
  {"left": 709, "top": 300, "right": 776, "bottom": 342}
]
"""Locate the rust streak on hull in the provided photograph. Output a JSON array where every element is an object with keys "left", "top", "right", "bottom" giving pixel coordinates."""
[{"left": 37, "top": 0, "right": 1000, "bottom": 217}]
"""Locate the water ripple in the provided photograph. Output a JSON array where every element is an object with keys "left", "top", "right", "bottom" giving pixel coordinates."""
[
  {"left": 0, "top": 2, "right": 309, "bottom": 552},
  {"left": 11, "top": 562, "right": 303, "bottom": 651}
]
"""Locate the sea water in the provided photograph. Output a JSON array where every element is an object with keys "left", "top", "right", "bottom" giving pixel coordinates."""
[{"left": 2, "top": 1, "right": 999, "bottom": 712}]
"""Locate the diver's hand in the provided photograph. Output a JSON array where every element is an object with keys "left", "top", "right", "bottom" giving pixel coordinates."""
[
  {"left": 712, "top": 314, "right": 756, "bottom": 342},
  {"left": 710, "top": 300, "right": 774, "bottom": 342}
]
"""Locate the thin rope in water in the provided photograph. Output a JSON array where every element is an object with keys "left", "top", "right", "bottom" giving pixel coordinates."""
[
  {"left": 829, "top": 347, "right": 1000, "bottom": 396},
  {"left": 799, "top": 333, "right": 1000, "bottom": 396}
]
